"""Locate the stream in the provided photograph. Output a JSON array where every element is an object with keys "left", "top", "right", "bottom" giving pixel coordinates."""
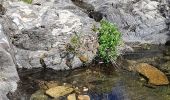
[
  {"left": 7, "top": 44, "right": 170, "bottom": 100},
  {"left": 2, "top": 0, "right": 170, "bottom": 100}
]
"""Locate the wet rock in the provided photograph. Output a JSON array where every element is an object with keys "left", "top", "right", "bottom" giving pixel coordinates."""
[
  {"left": 45, "top": 86, "right": 74, "bottom": 98},
  {"left": 30, "top": 90, "right": 48, "bottom": 100},
  {"left": 165, "top": 40, "right": 170, "bottom": 46},
  {"left": 67, "top": 93, "right": 76, "bottom": 100},
  {"left": 83, "top": 87, "right": 88, "bottom": 92},
  {"left": 163, "top": 56, "right": 170, "bottom": 61},
  {"left": 78, "top": 95, "right": 90, "bottom": 100},
  {"left": 135, "top": 63, "right": 169, "bottom": 85},
  {"left": 163, "top": 49, "right": 170, "bottom": 56},
  {"left": 162, "top": 61, "right": 170, "bottom": 72},
  {"left": 39, "top": 81, "right": 60, "bottom": 90}
]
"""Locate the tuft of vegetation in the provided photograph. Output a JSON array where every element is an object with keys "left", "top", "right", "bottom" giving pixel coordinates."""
[
  {"left": 21, "top": 0, "right": 33, "bottom": 4},
  {"left": 70, "top": 33, "right": 81, "bottom": 48},
  {"left": 98, "top": 20, "right": 121, "bottom": 62}
]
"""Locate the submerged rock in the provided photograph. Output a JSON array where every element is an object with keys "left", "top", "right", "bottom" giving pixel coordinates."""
[
  {"left": 45, "top": 86, "right": 74, "bottom": 98},
  {"left": 67, "top": 93, "right": 76, "bottom": 100},
  {"left": 78, "top": 95, "right": 90, "bottom": 100},
  {"left": 38, "top": 81, "right": 60, "bottom": 90},
  {"left": 162, "top": 61, "right": 170, "bottom": 72},
  {"left": 30, "top": 90, "right": 48, "bottom": 100},
  {"left": 135, "top": 63, "right": 169, "bottom": 85}
]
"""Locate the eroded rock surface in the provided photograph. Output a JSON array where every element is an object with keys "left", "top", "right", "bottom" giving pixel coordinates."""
[
  {"left": 0, "top": 11, "right": 19, "bottom": 100},
  {"left": 83, "top": 0, "right": 170, "bottom": 44},
  {"left": 1, "top": 0, "right": 169, "bottom": 70},
  {"left": 2, "top": 0, "right": 99, "bottom": 70}
]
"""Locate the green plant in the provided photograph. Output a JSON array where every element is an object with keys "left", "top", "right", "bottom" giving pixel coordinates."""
[
  {"left": 70, "top": 34, "right": 80, "bottom": 48},
  {"left": 21, "top": 0, "right": 33, "bottom": 4},
  {"left": 98, "top": 20, "right": 121, "bottom": 62}
]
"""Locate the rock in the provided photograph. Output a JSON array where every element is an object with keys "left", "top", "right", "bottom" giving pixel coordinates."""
[
  {"left": 39, "top": 81, "right": 59, "bottom": 90},
  {"left": 88, "top": 11, "right": 103, "bottom": 22},
  {"left": 30, "top": 90, "right": 48, "bottom": 100},
  {"left": 45, "top": 81, "right": 59, "bottom": 89},
  {"left": 2, "top": 0, "right": 99, "bottom": 70},
  {"left": 78, "top": 95, "right": 90, "bottom": 100},
  {"left": 162, "top": 61, "right": 170, "bottom": 72},
  {"left": 0, "top": 15, "right": 19, "bottom": 99},
  {"left": 84, "top": 0, "right": 169, "bottom": 44},
  {"left": 45, "top": 86, "right": 74, "bottom": 98},
  {"left": 79, "top": 54, "right": 89, "bottom": 63},
  {"left": 163, "top": 49, "right": 170, "bottom": 56},
  {"left": 163, "top": 56, "right": 170, "bottom": 61},
  {"left": 83, "top": 87, "right": 88, "bottom": 92},
  {"left": 0, "top": 4, "right": 6, "bottom": 15},
  {"left": 67, "top": 93, "right": 76, "bottom": 100},
  {"left": 135, "top": 63, "right": 169, "bottom": 85}
]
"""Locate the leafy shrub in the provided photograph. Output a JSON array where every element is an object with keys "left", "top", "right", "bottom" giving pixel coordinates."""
[
  {"left": 21, "top": 0, "right": 33, "bottom": 4},
  {"left": 98, "top": 20, "right": 121, "bottom": 62}
]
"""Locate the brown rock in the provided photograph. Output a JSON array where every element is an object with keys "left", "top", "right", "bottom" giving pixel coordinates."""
[
  {"left": 46, "top": 81, "right": 59, "bottom": 89},
  {"left": 45, "top": 86, "right": 73, "bottom": 98},
  {"left": 38, "top": 81, "right": 59, "bottom": 90},
  {"left": 78, "top": 95, "right": 90, "bottom": 100},
  {"left": 135, "top": 63, "right": 169, "bottom": 85},
  {"left": 79, "top": 54, "right": 89, "bottom": 63},
  {"left": 67, "top": 93, "right": 76, "bottom": 100}
]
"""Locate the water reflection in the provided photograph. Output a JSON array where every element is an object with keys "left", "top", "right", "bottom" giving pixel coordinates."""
[{"left": 89, "top": 81, "right": 129, "bottom": 100}]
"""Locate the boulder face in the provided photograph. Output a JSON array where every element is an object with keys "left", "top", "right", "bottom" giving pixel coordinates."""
[
  {"left": 0, "top": 0, "right": 170, "bottom": 99},
  {"left": 0, "top": 13, "right": 19, "bottom": 100},
  {"left": 83, "top": 0, "right": 169, "bottom": 44},
  {"left": 2, "top": 0, "right": 99, "bottom": 70},
  {"left": 0, "top": 0, "right": 169, "bottom": 70}
]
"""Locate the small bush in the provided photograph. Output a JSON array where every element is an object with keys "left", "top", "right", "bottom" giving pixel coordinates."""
[
  {"left": 21, "top": 0, "right": 33, "bottom": 4},
  {"left": 98, "top": 20, "right": 121, "bottom": 62}
]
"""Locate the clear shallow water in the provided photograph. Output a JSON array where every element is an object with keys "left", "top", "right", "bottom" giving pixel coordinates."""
[{"left": 8, "top": 44, "right": 170, "bottom": 100}]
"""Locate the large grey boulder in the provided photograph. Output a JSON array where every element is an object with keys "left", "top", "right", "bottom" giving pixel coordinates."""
[
  {"left": 3, "top": 0, "right": 99, "bottom": 70},
  {"left": 1, "top": 0, "right": 169, "bottom": 71},
  {"left": 0, "top": 15, "right": 19, "bottom": 100},
  {"left": 83, "top": 0, "right": 169, "bottom": 44}
]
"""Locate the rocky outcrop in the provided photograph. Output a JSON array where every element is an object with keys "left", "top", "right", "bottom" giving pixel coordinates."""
[
  {"left": 83, "top": 0, "right": 169, "bottom": 44},
  {"left": 1, "top": 0, "right": 170, "bottom": 99},
  {"left": 1, "top": 0, "right": 99, "bottom": 70},
  {"left": 0, "top": 11, "right": 19, "bottom": 100},
  {"left": 1, "top": 0, "right": 169, "bottom": 70}
]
